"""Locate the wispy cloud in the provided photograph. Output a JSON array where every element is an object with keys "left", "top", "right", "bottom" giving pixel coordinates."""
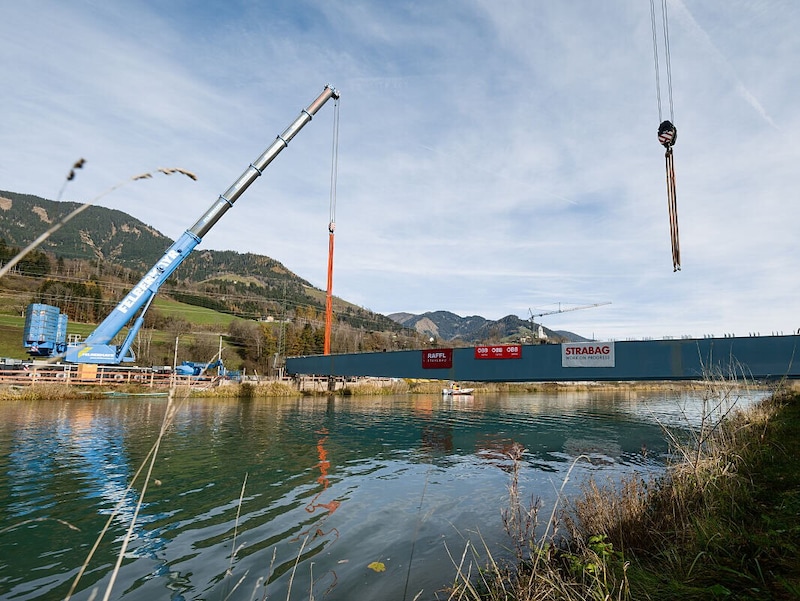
[
  {"left": 1, "top": 0, "right": 798, "bottom": 340},
  {"left": 670, "top": 0, "right": 779, "bottom": 130}
]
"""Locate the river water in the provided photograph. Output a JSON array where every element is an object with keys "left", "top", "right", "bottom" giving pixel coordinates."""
[{"left": 0, "top": 388, "right": 765, "bottom": 601}]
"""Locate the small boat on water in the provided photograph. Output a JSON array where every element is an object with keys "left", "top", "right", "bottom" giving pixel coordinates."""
[{"left": 442, "top": 382, "right": 474, "bottom": 396}]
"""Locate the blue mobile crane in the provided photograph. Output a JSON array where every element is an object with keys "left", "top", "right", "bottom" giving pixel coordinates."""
[{"left": 24, "top": 85, "right": 339, "bottom": 365}]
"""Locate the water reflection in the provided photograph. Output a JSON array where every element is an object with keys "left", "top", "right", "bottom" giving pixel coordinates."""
[{"left": 0, "top": 389, "right": 764, "bottom": 600}]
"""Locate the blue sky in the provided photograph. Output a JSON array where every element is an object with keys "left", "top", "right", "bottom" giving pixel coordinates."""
[{"left": 1, "top": 1, "right": 798, "bottom": 341}]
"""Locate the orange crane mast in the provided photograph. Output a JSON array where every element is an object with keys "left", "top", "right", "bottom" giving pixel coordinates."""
[
  {"left": 324, "top": 221, "right": 335, "bottom": 354},
  {"left": 323, "top": 97, "right": 340, "bottom": 355}
]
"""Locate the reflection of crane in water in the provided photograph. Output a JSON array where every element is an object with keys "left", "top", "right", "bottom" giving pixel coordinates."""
[
  {"left": 300, "top": 427, "right": 341, "bottom": 540},
  {"left": 305, "top": 428, "right": 341, "bottom": 515},
  {"left": 62, "top": 416, "right": 168, "bottom": 564},
  {"left": 6, "top": 409, "right": 169, "bottom": 585},
  {"left": 528, "top": 302, "right": 611, "bottom": 341}
]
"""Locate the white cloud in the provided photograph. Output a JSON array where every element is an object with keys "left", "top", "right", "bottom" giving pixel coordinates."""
[{"left": 1, "top": 0, "right": 798, "bottom": 340}]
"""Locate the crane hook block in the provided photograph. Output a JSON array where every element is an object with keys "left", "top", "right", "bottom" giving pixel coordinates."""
[{"left": 658, "top": 120, "right": 677, "bottom": 148}]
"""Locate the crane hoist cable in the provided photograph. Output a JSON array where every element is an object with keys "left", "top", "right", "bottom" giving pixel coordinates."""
[
  {"left": 650, "top": 0, "right": 681, "bottom": 271},
  {"left": 324, "top": 96, "right": 340, "bottom": 355}
]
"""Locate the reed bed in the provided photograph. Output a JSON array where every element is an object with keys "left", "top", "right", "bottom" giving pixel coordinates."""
[
  {"left": 0, "top": 383, "right": 107, "bottom": 400},
  {"left": 189, "top": 380, "right": 301, "bottom": 398},
  {"left": 446, "top": 377, "right": 796, "bottom": 600},
  {"left": 340, "top": 378, "right": 411, "bottom": 395}
]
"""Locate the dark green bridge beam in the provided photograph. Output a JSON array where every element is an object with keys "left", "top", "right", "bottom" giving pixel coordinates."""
[{"left": 285, "top": 335, "right": 800, "bottom": 382}]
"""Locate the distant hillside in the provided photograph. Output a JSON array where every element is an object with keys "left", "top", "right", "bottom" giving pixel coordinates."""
[
  {"left": 0, "top": 190, "right": 312, "bottom": 286},
  {"left": 0, "top": 190, "right": 588, "bottom": 352},
  {"left": 553, "top": 330, "right": 590, "bottom": 342},
  {"left": 388, "top": 310, "right": 488, "bottom": 341},
  {"left": 0, "top": 190, "right": 168, "bottom": 271},
  {"left": 388, "top": 310, "right": 587, "bottom": 343},
  {"left": 0, "top": 190, "right": 404, "bottom": 334}
]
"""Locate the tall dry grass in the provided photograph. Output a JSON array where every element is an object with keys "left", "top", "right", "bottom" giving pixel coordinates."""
[
  {"left": 564, "top": 373, "right": 783, "bottom": 597},
  {"left": 0, "top": 383, "right": 106, "bottom": 401},
  {"left": 447, "top": 372, "right": 781, "bottom": 601},
  {"left": 340, "top": 378, "right": 410, "bottom": 395},
  {"left": 570, "top": 369, "right": 774, "bottom": 549},
  {"left": 446, "top": 446, "right": 631, "bottom": 601}
]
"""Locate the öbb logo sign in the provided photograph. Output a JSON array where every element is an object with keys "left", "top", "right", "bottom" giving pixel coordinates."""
[{"left": 474, "top": 345, "right": 522, "bottom": 360}]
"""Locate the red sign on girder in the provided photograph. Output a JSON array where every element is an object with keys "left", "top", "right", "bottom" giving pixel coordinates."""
[
  {"left": 474, "top": 345, "right": 522, "bottom": 360},
  {"left": 422, "top": 348, "right": 453, "bottom": 369}
]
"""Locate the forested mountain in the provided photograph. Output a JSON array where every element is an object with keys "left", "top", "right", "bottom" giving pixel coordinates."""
[
  {"left": 0, "top": 190, "right": 399, "bottom": 325},
  {"left": 0, "top": 190, "right": 168, "bottom": 271},
  {"left": 0, "top": 190, "right": 585, "bottom": 372},
  {"left": 0, "top": 190, "right": 423, "bottom": 370},
  {"left": 0, "top": 190, "right": 313, "bottom": 287}
]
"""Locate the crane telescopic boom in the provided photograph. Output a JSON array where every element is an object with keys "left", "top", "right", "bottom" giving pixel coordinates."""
[{"left": 64, "top": 85, "right": 340, "bottom": 364}]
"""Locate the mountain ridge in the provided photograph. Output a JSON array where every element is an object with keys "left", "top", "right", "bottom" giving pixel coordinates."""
[
  {"left": 388, "top": 310, "right": 589, "bottom": 344},
  {"left": 0, "top": 189, "right": 590, "bottom": 345},
  {"left": 0, "top": 190, "right": 404, "bottom": 333}
]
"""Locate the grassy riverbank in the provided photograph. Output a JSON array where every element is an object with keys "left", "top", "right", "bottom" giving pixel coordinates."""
[
  {"left": 451, "top": 386, "right": 800, "bottom": 600},
  {"left": 1, "top": 378, "right": 729, "bottom": 401}
]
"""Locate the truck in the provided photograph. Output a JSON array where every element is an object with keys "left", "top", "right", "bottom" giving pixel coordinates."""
[{"left": 23, "top": 85, "right": 340, "bottom": 365}]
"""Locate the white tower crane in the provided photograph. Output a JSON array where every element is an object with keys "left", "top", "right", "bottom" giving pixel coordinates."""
[{"left": 528, "top": 302, "right": 611, "bottom": 340}]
